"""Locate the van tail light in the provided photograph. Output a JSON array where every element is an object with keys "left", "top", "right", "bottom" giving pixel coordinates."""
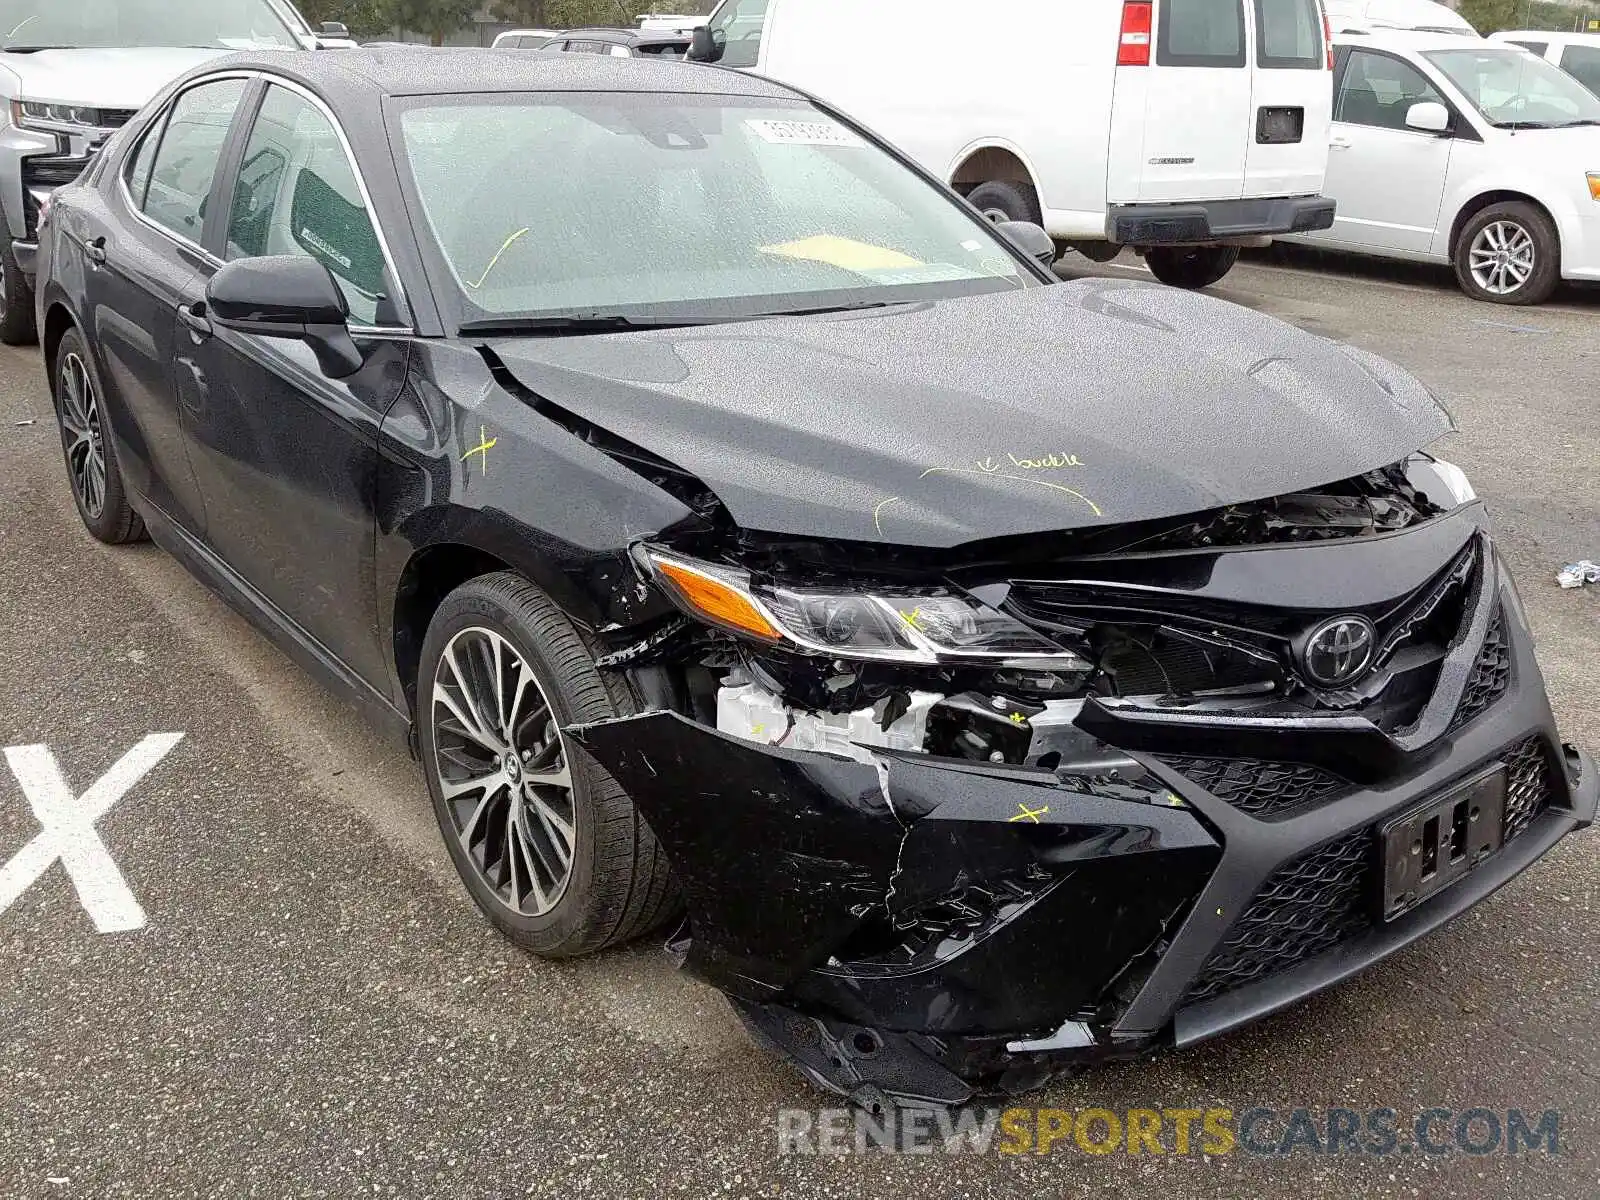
[
  {"left": 1118, "top": 1, "right": 1152, "bottom": 66},
  {"left": 1323, "top": 6, "right": 1334, "bottom": 69}
]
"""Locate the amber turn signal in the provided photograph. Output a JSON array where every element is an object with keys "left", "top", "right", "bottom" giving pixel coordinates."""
[{"left": 654, "top": 559, "right": 783, "bottom": 642}]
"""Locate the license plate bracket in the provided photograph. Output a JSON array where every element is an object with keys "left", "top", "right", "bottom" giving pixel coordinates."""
[{"left": 1379, "top": 765, "right": 1507, "bottom": 922}]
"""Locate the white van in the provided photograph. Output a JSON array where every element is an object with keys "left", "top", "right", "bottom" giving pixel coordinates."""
[{"left": 690, "top": 0, "right": 1337, "bottom": 287}]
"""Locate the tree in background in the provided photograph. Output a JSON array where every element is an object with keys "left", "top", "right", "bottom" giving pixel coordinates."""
[
  {"left": 1460, "top": 0, "right": 1600, "bottom": 33},
  {"left": 299, "top": 0, "right": 392, "bottom": 38},
  {"left": 383, "top": 0, "right": 486, "bottom": 43},
  {"left": 491, "top": 0, "right": 714, "bottom": 29}
]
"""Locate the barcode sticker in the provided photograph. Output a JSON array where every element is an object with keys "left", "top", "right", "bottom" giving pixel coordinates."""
[{"left": 745, "top": 118, "right": 863, "bottom": 148}]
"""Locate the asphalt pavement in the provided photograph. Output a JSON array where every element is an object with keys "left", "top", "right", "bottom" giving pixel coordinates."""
[{"left": 2, "top": 248, "right": 1598, "bottom": 1199}]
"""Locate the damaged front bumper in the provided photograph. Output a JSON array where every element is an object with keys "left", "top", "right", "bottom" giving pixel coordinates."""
[{"left": 571, "top": 557, "right": 1597, "bottom": 1108}]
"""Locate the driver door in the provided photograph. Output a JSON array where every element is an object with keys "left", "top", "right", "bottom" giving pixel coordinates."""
[
  {"left": 1310, "top": 49, "right": 1454, "bottom": 254},
  {"left": 175, "top": 81, "right": 411, "bottom": 688}
]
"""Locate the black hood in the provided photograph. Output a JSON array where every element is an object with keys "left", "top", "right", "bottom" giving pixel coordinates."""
[{"left": 491, "top": 280, "right": 1453, "bottom": 548}]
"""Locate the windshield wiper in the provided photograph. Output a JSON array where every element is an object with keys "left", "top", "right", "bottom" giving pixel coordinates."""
[
  {"left": 458, "top": 313, "right": 725, "bottom": 337},
  {"left": 1555, "top": 119, "right": 1600, "bottom": 128},
  {"left": 2, "top": 45, "right": 71, "bottom": 53},
  {"left": 1488, "top": 119, "right": 1556, "bottom": 130},
  {"left": 762, "top": 300, "right": 898, "bottom": 317}
]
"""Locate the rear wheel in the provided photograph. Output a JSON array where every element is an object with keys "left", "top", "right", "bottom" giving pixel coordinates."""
[
  {"left": 418, "top": 572, "right": 677, "bottom": 957},
  {"left": 1453, "top": 202, "right": 1559, "bottom": 306},
  {"left": 53, "top": 327, "right": 144, "bottom": 544},
  {"left": 967, "top": 179, "right": 1041, "bottom": 228},
  {"left": 1144, "top": 245, "right": 1241, "bottom": 289}
]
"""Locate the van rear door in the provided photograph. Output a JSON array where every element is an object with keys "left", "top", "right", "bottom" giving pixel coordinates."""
[
  {"left": 1110, "top": 0, "right": 1254, "bottom": 204},
  {"left": 1244, "top": 0, "right": 1333, "bottom": 197}
]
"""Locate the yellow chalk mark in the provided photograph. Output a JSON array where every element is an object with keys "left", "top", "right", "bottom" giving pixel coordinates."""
[
  {"left": 901, "top": 606, "right": 923, "bottom": 630},
  {"left": 467, "top": 228, "right": 530, "bottom": 290},
  {"left": 917, "top": 468, "right": 1103, "bottom": 518},
  {"left": 1009, "top": 803, "right": 1050, "bottom": 825},
  {"left": 873, "top": 496, "right": 903, "bottom": 538},
  {"left": 462, "top": 425, "right": 498, "bottom": 476},
  {"left": 759, "top": 234, "right": 923, "bottom": 273}
]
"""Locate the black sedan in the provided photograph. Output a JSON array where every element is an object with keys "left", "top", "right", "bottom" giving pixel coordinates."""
[{"left": 36, "top": 48, "right": 1596, "bottom": 1108}]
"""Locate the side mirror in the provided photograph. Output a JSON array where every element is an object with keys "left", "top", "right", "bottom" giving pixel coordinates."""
[
  {"left": 994, "top": 220, "right": 1058, "bottom": 267},
  {"left": 319, "top": 21, "right": 351, "bottom": 38},
  {"left": 1405, "top": 101, "right": 1451, "bottom": 135},
  {"left": 207, "top": 256, "right": 365, "bottom": 379},
  {"left": 688, "top": 25, "right": 723, "bottom": 62}
]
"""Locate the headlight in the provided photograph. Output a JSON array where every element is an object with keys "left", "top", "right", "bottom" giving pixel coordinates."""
[
  {"left": 10, "top": 100, "right": 114, "bottom": 135},
  {"left": 1416, "top": 454, "right": 1477, "bottom": 505},
  {"left": 645, "top": 551, "right": 1090, "bottom": 668},
  {"left": 1588, "top": 172, "right": 1600, "bottom": 202}
]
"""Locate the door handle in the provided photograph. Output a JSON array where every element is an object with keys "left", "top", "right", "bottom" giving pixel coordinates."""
[
  {"left": 1329, "top": 137, "right": 1352, "bottom": 151},
  {"left": 84, "top": 236, "right": 106, "bottom": 265},
  {"left": 177, "top": 302, "right": 212, "bottom": 339}
]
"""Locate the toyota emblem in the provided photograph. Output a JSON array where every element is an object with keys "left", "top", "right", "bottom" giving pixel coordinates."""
[{"left": 1300, "top": 616, "right": 1378, "bottom": 688}]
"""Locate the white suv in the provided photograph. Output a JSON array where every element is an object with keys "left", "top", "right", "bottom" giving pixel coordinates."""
[
  {"left": 0, "top": 0, "right": 310, "bottom": 344},
  {"left": 1287, "top": 30, "right": 1600, "bottom": 304},
  {"left": 691, "top": 0, "right": 1337, "bottom": 289}
]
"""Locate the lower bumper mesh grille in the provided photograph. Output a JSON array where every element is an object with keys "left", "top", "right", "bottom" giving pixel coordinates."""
[
  {"left": 1452, "top": 608, "right": 1511, "bottom": 731},
  {"left": 1160, "top": 756, "right": 1348, "bottom": 820},
  {"left": 1183, "top": 735, "right": 1557, "bottom": 1007}
]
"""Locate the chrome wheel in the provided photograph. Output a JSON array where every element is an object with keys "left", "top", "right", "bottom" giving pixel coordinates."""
[
  {"left": 430, "top": 626, "right": 575, "bottom": 917},
  {"left": 1468, "top": 221, "right": 1535, "bottom": 296},
  {"left": 58, "top": 352, "right": 106, "bottom": 519}
]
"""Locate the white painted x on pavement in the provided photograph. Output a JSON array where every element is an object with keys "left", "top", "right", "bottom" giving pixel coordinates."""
[{"left": 0, "top": 733, "right": 185, "bottom": 933}]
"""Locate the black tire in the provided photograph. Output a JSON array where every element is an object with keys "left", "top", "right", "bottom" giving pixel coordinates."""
[
  {"left": 967, "top": 179, "right": 1042, "bottom": 227},
  {"left": 53, "top": 327, "right": 145, "bottom": 544},
  {"left": 1144, "top": 245, "right": 1241, "bottom": 289},
  {"left": 1453, "top": 202, "right": 1559, "bottom": 306},
  {"left": 418, "top": 571, "right": 678, "bottom": 958},
  {"left": 0, "top": 227, "right": 37, "bottom": 345}
]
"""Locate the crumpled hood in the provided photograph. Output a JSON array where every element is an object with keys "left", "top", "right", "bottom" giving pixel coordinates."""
[
  {"left": 492, "top": 280, "right": 1453, "bottom": 548},
  {"left": 0, "top": 47, "right": 227, "bottom": 109}
]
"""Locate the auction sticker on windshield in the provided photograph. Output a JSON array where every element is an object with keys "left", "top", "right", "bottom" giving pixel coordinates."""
[{"left": 745, "top": 118, "right": 863, "bottom": 148}]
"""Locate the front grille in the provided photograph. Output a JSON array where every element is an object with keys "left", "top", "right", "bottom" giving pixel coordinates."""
[
  {"left": 1452, "top": 608, "right": 1510, "bottom": 731},
  {"left": 1159, "top": 756, "right": 1348, "bottom": 820},
  {"left": 100, "top": 109, "right": 138, "bottom": 130},
  {"left": 1183, "top": 736, "right": 1558, "bottom": 1007},
  {"left": 22, "top": 154, "right": 91, "bottom": 189},
  {"left": 1184, "top": 829, "right": 1371, "bottom": 1004},
  {"left": 1504, "top": 736, "right": 1554, "bottom": 840}
]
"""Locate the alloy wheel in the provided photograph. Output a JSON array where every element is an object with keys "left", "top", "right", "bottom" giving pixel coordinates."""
[
  {"left": 1468, "top": 220, "right": 1535, "bottom": 296},
  {"left": 430, "top": 626, "right": 576, "bottom": 917},
  {"left": 58, "top": 352, "right": 106, "bottom": 519}
]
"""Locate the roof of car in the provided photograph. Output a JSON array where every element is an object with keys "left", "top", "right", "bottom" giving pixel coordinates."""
[
  {"left": 1333, "top": 29, "right": 1498, "bottom": 51},
  {"left": 553, "top": 27, "right": 693, "bottom": 45},
  {"left": 194, "top": 46, "right": 792, "bottom": 102},
  {"left": 1492, "top": 29, "right": 1600, "bottom": 44}
]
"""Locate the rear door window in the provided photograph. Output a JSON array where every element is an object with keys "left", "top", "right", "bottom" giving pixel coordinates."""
[
  {"left": 1561, "top": 44, "right": 1600, "bottom": 96},
  {"left": 140, "top": 79, "right": 248, "bottom": 244},
  {"left": 1157, "top": 0, "right": 1246, "bottom": 67},
  {"left": 1335, "top": 50, "right": 1446, "bottom": 130},
  {"left": 1508, "top": 40, "right": 1548, "bottom": 56},
  {"left": 1254, "top": 0, "right": 1323, "bottom": 68}
]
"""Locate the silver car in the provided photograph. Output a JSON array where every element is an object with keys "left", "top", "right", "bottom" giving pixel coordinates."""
[{"left": 0, "top": 0, "right": 323, "bottom": 344}]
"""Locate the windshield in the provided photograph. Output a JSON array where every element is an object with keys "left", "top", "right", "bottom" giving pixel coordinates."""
[
  {"left": 397, "top": 94, "right": 1032, "bottom": 326},
  {"left": 0, "top": 0, "right": 298, "bottom": 51},
  {"left": 1425, "top": 47, "right": 1600, "bottom": 127}
]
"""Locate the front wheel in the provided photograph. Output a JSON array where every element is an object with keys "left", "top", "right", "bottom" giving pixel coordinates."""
[
  {"left": 1144, "top": 245, "right": 1241, "bottom": 289},
  {"left": 1453, "top": 202, "right": 1559, "bottom": 306},
  {"left": 417, "top": 572, "right": 677, "bottom": 957},
  {"left": 0, "top": 229, "right": 37, "bottom": 346}
]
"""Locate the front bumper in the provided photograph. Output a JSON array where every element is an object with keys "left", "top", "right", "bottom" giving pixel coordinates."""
[
  {"left": 571, "top": 536, "right": 1594, "bottom": 1109},
  {"left": 1109, "top": 195, "right": 1336, "bottom": 245}
]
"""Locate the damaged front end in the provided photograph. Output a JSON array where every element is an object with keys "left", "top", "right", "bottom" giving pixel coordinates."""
[{"left": 568, "top": 456, "right": 1598, "bottom": 1110}]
